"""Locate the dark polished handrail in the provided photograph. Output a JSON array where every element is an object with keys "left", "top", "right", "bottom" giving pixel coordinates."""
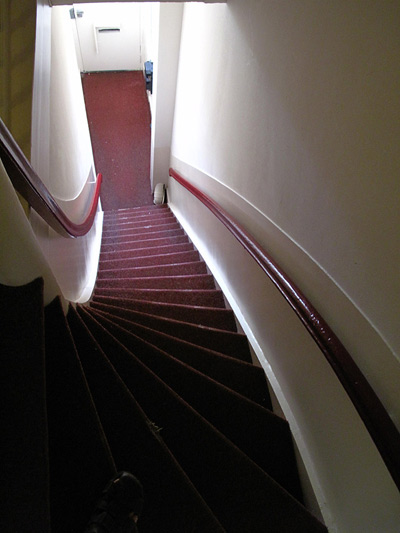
[
  {"left": 169, "top": 167, "right": 400, "bottom": 491},
  {"left": 0, "top": 119, "right": 102, "bottom": 238}
]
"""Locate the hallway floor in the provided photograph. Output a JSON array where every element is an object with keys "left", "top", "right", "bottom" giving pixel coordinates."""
[{"left": 82, "top": 71, "right": 153, "bottom": 211}]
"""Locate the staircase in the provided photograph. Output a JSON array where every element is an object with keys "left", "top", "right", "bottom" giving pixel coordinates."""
[{"left": 0, "top": 204, "right": 327, "bottom": 532}]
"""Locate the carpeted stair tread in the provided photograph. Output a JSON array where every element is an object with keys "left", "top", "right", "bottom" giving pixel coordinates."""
[
  {"left": 44, "top": 297, "right": 116, "bottom": 533},
  {"left": 89, "top": 304, "right": 252, "bottom": 362},
  {"left": 98, "top": 249, "right": 201, "bottom": 271},
  {"left": 102, "top": 215, "right": 178, "bottom": 230},
  {"left": 102, "top": 215, "right": 177, "bottom": 234},
  {"left": 103, "top": 204, "right": 169, "bottom": 219},
  {"left": 104, "top": 203, "right": 169, "bottom": 212},
  {"left": 101, "top": 234, "right": 189, "bottom": 253},
  {"left": 91, "top": 295, "right": 238, "bottom": 331},
  {"left": 103, "top": 217, "right": 179, "bottom": 230},
  {"left": 101, "top": 227, "right": 185, "bottom": 245},
  {"left": 101, "top": 240, "right": 194, "bottom": 257},
  {"left": 67, "top": 306, "right": 224, "bottom": 532},
  {"left": 97, "top": 260, "right": 208, "bottom": 280},
  {"left": 103, "top": 209, "right": 175, "bottom": 227},
  {"left": 103, "top": 216, "right": 179, "bottom": 232},
  {"left": 103, "top": 220, "right": 181, "bottom": 238},
  {"left": 100, "top": 241, "right": 194, "bottom": 261},
  {"left": 103, "top": 206, "right": 175, "bottom": 219},
  {"left": 78, "top": 305, "right": 303, "bottom": 501},
  {"left": 85, "top": 305, "right": 271, "bottom": 407},
  {"left": 0, "top": 278, "right": 50, "bottom": 533},
  {"left": 93, "top": 287, "right": 226, "bottom": 308},
  {"left": 70, "top": 306, "right": 325, "bottom": 532},
  {"left": 89, "top": 301, "right": 252, "bottom": 360},
  {"left": 95, "top": 273, "right": 217, "bottom": 290}
]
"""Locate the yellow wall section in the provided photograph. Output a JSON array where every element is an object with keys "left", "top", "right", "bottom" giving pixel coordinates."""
[
  {"left": 0, "top": 0, "right": 36, "bottom": 214},
  {"left": 0, "top": 0, "right": 36, "bottom": 159}
]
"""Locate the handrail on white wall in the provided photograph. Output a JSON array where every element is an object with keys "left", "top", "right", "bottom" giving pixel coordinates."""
[
  {"left": 0, "top": 119, "right": 102, "bottom": 238},
  {"left": 169, "top": 167, "right": 400, "bottom": 493}
]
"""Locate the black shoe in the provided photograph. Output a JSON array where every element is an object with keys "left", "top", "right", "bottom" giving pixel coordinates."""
[{"left": 85, "top": 471, "right": 144, "bottom": 532}]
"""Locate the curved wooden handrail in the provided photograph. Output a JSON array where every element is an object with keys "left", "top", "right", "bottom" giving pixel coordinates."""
[
  {"left": 169, "top": 167, "right": 400, "bottom": 491},
  {"left": 0, "top": 119, "right": 101, "bottom": 238}
]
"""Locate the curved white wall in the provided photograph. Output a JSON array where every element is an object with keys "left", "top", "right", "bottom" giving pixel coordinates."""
[
  {"left": 0, "top": 160, "right": 61, "bottom": 304},
  {"left": 168, "top": 173, "right": 400, "bottom": 533},
  {"left": 30, "top": 5, "right": 102, "bottom": 303},
  {"left": 49, "top": 6, "right": 95, "bottom": 201},
  {"left": 172, "top": 1, "right": 400, "bottom": 361},
  {"left": 171, "top": 2, "right": 400, "bottom": 424},
  {"left": 170, "top": 1, "right": 400, "bottom": 530},
  {"left": 149, "top": 4, "right": 183, "bottom": 191}
]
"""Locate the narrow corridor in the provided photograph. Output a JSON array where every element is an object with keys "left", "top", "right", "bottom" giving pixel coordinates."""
[{"left": 82, "top": 71, "right": 153, "bottom": 210}]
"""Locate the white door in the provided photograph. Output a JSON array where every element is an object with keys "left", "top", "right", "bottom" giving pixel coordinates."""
[{"left": 72, "top": 3, "right": 141, "bottom": 72}]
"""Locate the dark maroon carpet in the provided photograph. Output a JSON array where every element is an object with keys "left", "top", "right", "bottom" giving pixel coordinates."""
[
  {"left": 82, "top": 71, "right": 153, "bottom": 210},
  {"left": 0, "top": 279, "right": 50, "bottom": 532},
  {"left": 0, "top": 212, "right": 328, "bottom": 530}
]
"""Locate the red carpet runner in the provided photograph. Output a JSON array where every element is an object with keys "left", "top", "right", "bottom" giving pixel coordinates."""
[
  {"left": 0, "top": 206, "right": 328, "bottom": 532},
  {"left": 82, "top": 71, "right": 153, "bottom": 210}
]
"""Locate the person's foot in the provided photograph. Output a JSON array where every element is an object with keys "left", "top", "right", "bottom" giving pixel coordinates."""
[{"left": 85, "top": 471, "right": 144, "bottom": 532}]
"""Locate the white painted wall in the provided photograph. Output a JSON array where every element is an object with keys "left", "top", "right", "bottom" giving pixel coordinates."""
[
  {"left": 172, "top": 1, "right": 400, "bottom": 360},
  {"left": 168, "top": 173, "right": 400, "bottom": 532},
  {"left": 171, "top": 3, "right": 400, "bottom": 419},
  {"left": 0, "top": 160, "right": 61, "bottom": 304},
  {"left": 140, "top": 3, "right": 157, "bottom": 70},
  {"left": 31, "top": 0, "right": 51, "bottom": 188},
  {"left": 141, "top": 3, "right": 160, "bottom": 157},
  {"left": 72, "top": 3, "right": 141, "bottom": 72},
  {"left": 170, "top": 1, "right": 400, "bottom": 530},
  {"left": 49, "top": 6, "right": 95, "bottom": 200},
  {"left": 29, "top": 5, "right": 102, "bottom": 303},
  {"left": 150, "top": 4, "right": 183, "bottom": 191},
  {"left": 0, "top": 0, "right": 62, "bottom": 305}
]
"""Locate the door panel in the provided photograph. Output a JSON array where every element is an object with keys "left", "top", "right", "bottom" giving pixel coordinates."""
[{"left": 72, "top": 3, "right": 141, "bottom": 72}]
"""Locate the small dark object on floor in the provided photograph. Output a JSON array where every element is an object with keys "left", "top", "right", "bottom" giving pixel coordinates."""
[{"left": 85, "top": 471, "right": 144, "bottom": 532}]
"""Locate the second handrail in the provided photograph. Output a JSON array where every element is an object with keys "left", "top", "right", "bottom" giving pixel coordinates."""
[
  {"left": 169, "top": 166, "right": 400, "bottom": 491},
  {"left": 0, "top": 119, "right": 102, "bottom": 238}
]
